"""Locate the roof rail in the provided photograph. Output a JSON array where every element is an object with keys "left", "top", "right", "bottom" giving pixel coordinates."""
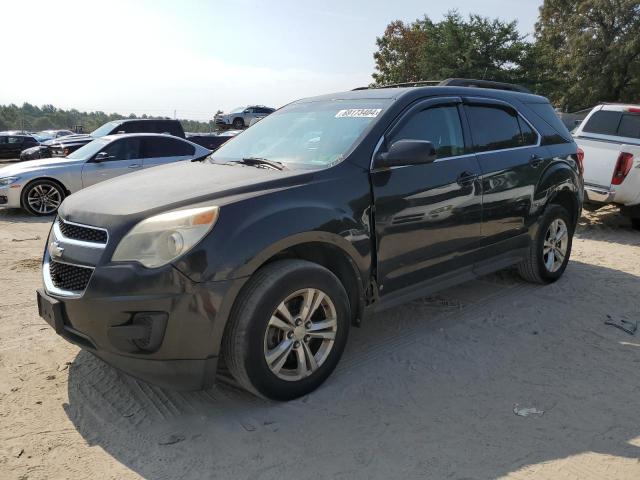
[
  {"left": 353, "top": 78, "right": 532, "bottom": 94},
  {"left": 438, "top": 78, "right": 532, "bottom": 93}
]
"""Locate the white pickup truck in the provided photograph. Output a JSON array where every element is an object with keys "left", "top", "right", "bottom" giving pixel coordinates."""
[{"left": 573, "top": 104, "right": 640, "bottom": 229}]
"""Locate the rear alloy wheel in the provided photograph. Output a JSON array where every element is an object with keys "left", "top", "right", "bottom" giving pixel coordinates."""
[
  {"left": 223, "top": 259, "right": 350, "bottom": 400},
  {"left": 517, "top": 204, "right": 573, "bottom": 283},
  {"left": 22, "top": 180, "right": 65, "bottom": 216}
]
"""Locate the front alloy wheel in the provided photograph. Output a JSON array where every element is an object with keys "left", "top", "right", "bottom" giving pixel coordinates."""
[
  {"left": 22, "top": 180, "right": 65, "bottom": 216},
  {"left": 264, "top": 288, "right": 337, "bottom": 381},
  {"left": 223, "top": 259, "right": 350, "bottom": 400}
]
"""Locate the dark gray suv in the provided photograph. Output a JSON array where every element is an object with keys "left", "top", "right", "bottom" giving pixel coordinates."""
[{"left": 37, "top": 80, "right": 583, "bottom": 400}]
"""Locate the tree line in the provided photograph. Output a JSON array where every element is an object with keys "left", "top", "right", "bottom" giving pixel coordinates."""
[
  {"left": 372, "top": 0, "right": 640, "bottom": 112},
  {"left": 0, "top": 103, "right": 216, "bottom": 134}
]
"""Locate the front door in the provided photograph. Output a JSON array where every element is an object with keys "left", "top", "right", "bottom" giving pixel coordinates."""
[
  {"left": 371, "top": 97, "right": 483, "bottom": 296},
  {"left": 81, "top": 137, "right": 143, "bottom": 187}
]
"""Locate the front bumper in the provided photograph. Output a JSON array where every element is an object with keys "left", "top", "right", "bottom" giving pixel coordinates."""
[
  {"left": 0, "top": 184, "right": 23, "bottom": 208},
  {"left": 39, "top": 256, "right": 247, "bottom": 390}
]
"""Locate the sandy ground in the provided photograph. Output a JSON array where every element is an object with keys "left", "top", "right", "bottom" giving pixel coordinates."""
[{"left": 0, "top": 204, "right": 639, "bottom": 480}]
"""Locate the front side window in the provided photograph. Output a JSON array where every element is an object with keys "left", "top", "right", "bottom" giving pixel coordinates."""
[
  {"left": 211, "top": 99, "right": 391, "bottom": 169},
  {"left": 466, "top": 105, "right": 533, "bottom": 152},
  {"left": 390, "top": 105, "right": 465, "bottom": 159},
  {"left": 100, "top": 138, "right": 142, "bottom": 161}
]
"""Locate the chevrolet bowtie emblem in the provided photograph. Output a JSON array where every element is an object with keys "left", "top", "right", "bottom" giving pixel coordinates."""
[{"left": 50, "top": 241, "right": 64, "bottom": 259}]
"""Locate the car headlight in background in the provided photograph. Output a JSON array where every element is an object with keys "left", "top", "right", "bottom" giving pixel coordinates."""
[
  {"left": 0, "top": 177, "right": 19, "bottom": 186},
  {"left": 112, "top": 206, "right": 219, "bottom": 268}
]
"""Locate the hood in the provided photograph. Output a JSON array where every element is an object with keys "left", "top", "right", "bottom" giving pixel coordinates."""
[
  {"left": 0, "top": 157, "right": 82, "bottom": 177},
  {"left": 53, "top": 134, "right": 93, "bottom": 146},
  {"left": 59, "top": 160, "right": 313, "bottom": 229}
]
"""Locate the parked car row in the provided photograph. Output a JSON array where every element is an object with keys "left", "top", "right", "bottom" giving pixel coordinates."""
[{"left": 34, "top": 79, "right": 583, "bottom": 401}]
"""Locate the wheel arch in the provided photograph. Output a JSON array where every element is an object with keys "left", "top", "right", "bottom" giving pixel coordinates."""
[{"left": 20, "top": 176, "right": 70, "bottom": 211}]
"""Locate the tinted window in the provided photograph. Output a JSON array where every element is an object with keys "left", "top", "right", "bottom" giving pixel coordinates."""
[
  {"left": 617, "top": 114, "right": 640, "bottom": 139},
  {"left": 155, "top": 121, "right": 183, "bottom": 136},
  {"left": 143, "top": 137, "right": 194, "bottom": 158},
  {"left": 525, "top": 102, "right": 572, "bottom": 141},
  {"left": 7, "top": 136, "right": 24, "bottom": 144},
  {"left": 100, "top": 138, "right": 142, "bottom": 160},
  {"left": 0, "top": 136, "right": 6, "bottom": 144},
  {"left": 582, "top": 110, "right": 622, "bottom": 135},
  {"left": 517, "top": 117, "right": 538, "bottom": 146},
  {"left": 392, "top": 105, "right": 465, "bottom": 158},
  {"left": 466, "top": 105, "right": 524, "bottom": 152}
]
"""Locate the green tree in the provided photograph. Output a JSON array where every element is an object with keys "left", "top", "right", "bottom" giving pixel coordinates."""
[
  {"left": 372, "top": 11, "right": 530, "bottom": 87},
  {"left": 535, "top": 0, "right": 640, "bottom": 110},
  {"left": 372, "top": 19, "right": 429, "bottom": 85}
]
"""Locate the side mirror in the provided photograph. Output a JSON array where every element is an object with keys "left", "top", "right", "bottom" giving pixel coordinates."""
[
  {"left": 375, "top": 139, "right": 437, "bottom": 168},
  {"left": 93, "top": 151, "right": 111, "bottom": 163}
]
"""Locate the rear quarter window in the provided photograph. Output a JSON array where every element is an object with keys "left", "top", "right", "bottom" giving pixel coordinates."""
[{"left": 525, "top": 102, "right": 572, "bottom": 141}]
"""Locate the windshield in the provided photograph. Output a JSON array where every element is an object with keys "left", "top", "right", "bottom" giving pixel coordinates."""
[
  {"left": 230, "top": 107, "right": 244, "bottom": 114},
  {"left": 211, "top": 99, "right": 390, "bottom": 168},
  {"left": 33, "top": 134, "right": 51, "bottom": 142},
  {"left": 90, "top": 121, "right": 121, "bottom": 137},
  {"left": 66, "top": 138, "right": 110, "bottom": 159}
]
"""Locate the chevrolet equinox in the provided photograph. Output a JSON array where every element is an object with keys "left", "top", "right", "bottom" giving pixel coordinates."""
[{"left": 37, "top": 81, "right": 583, "bottom": 400}]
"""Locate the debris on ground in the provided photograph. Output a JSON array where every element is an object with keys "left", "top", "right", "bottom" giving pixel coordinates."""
[
  {"left": 605, "top": 315, "right": 638, "bottom": 335},
  {"left": 158, "top": 434, "right": 185, "bottom": 446},
  {"left": 11, "top": 236, "right": 40, "bottom": 242},
  {"left": 513, "top": 405, "right": 544, "bottom": 417},
  {"left": 12, "top": 447, "right": 24, "bottom": 458}
]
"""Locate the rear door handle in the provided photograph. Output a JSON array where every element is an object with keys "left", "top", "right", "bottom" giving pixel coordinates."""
[
  {"left": 529, "top": 155, "right": 544, "bottom": 168},
  {"left": 128, "top": 164, "right": 142, "bottom": 169},
  {"left": 457, "top": 171, "right": 478, "bottom": 185}
]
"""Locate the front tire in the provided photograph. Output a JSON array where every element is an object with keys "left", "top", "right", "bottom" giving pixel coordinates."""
[
  {"left": 222, "top": 259, "right": 350, "bottom": 400},
  {"left": 517, "top": 204, "right": 573, "bottom": 284},
  {"left": 232, "top": 117, "right": 244, "bottom": 129},
  {"left": 21, "top": 179, "right": 65, "bottom": 216}
]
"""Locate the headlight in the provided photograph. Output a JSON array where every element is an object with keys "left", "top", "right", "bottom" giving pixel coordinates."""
[
  {"left": 112, "top": 206, "right": 219, "bottom": 268},
  {"left": 0, "top": 177, "right": 19, "bottom": 186}
]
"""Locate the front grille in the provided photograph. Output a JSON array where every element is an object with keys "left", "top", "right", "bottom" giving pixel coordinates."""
[
  {"left": 49, "top": 260, "right": 93, "bottom": 292},
  {"left": 58, "top": 218, "right": 107, "bottom": 244}
]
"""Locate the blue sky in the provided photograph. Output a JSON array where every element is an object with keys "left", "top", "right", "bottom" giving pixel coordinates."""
[{"left": 0, "top": 0, "right": 542, "bottom": 121}]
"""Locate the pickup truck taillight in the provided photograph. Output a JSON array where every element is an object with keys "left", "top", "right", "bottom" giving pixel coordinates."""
[
  {"left": 611, "top": 152, "right": 634, "bottom": 185},
  {"left": 576, "top": 148, "right": 584, "bottom": 176}
]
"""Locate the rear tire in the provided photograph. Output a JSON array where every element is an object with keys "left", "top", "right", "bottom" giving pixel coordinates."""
[
  {"left": 517, "top": 204, "right": 573, "bottom": 284},
  {"left": 222, "top": 259, "right": 350, "bottom": 400},
  {"left": 631, "top": 218, "right": 640, "bottom": 231}
]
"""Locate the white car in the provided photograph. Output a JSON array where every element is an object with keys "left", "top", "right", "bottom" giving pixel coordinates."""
[
  {"left": 0, "top": 133, "right": 210, "bottom": 215},
  {"left": 573, "top": 104, "right": 640, "bottom": 229}
]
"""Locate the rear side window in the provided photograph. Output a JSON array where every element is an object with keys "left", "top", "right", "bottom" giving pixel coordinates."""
[
  {"left": 525, "top": 102, "right": 572, "bottom": 141},
  {"left": 143, "top": 137, "right": 194, "bottom": 157},
  {"left": 617, "top": 114, "right": 640, "bottom": 139},
  {"left": 582, "top": 110, "right": 622, "bottom": 135},
  {"left": 465, "top": 105, "right": 532, "bottom": 152},
  {"left": 391, "top": 105, "right": 465, "bottom": 158}
]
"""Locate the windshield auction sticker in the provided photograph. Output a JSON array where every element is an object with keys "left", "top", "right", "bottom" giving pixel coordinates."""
[{"left": 335, "top": 109, "right": 382, "bottom": 118}]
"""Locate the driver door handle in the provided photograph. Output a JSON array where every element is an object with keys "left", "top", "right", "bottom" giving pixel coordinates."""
[
  {"left": 128, "top": 164, "right": 142, "bottom": 169},
  {"left": 457, "top": 171, "right": 478, "bottom": 186}
]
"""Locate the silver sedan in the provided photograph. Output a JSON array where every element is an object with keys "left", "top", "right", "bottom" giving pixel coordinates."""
[{"left": 0, "top": 133, "right": 210, "bottom": 215}]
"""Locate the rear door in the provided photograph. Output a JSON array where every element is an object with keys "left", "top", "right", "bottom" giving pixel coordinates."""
[
  {"left": 463, "top": 98, "right": 546, "bottom": 246},
  {"left": 141, "top": 136, "right": 195, "bottom": 168},
  {"left": 81, "top": 138, "right": 143, "bottom": 187},
  {"left": 372, "top": 96, "right": 483, "bottom": 296},
  {"left": 0, "top": 136, "right": 8, "bottom": 158}
]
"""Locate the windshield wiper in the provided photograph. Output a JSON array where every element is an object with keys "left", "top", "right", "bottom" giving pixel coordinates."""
[{"left": 233, "top": 157, "right": 286, "bottom": 171}]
